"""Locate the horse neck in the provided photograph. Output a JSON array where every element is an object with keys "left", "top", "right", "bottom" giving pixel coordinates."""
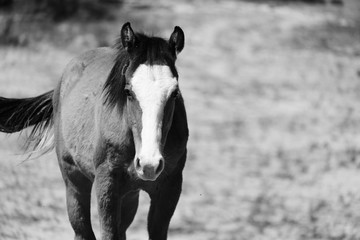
[{"left": 167, "top": 96, "right": 189, "bottom": 146}]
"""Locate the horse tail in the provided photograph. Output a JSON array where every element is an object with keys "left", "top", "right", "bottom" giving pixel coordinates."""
[{"left": 0, "top": 90, "right": 55, "bottom": 157}]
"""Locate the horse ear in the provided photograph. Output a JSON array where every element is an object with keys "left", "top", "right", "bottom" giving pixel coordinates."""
[
  {"left": 121, "top": 22, "right": 137, "bottom": 53},
  {"left": 169, "top": 26, "right": 185, "bottom": 56}
]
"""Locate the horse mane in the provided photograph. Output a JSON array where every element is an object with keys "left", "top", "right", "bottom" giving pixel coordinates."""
[
  {"left": 103, "top": 32, "right": 179, "bottom": 111},
  {"left": 103, "top": 49, "right": 129, "bottom": 111}
]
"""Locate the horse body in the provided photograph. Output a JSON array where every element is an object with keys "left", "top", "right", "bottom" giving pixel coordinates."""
[{"left": 0, "top": 23, "right": 188, "bottom": 240}]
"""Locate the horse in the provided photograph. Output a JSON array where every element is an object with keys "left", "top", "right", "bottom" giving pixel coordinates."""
[{"left": 0, "top": 22, "right": 189, "bottom": 240}]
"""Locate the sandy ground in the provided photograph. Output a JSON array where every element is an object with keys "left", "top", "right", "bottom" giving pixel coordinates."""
[{"left": 1, "top": 0, "right": 360, "bottom": 239}]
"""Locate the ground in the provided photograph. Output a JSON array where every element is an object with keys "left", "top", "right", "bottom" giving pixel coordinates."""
[{"left": 1, "top": 0, "right": 360, "bottom": 239}]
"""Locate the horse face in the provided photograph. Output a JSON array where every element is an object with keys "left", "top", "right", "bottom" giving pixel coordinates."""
[
  {"left": 119, "top": 23, "right": 185, "bottom": 181},
  {"left": 126, "top": 65, "right": 178, "bottom": 181}
]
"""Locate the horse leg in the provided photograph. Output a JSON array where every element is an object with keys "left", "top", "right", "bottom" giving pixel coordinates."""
[
  {"left": 65, "top": 180, "right": 96, "bottom": 240},
  {"left": 147, "top": 172, "right": 183, "bottom": 240},
  {"left": 60, "top": 157, "right": 96, "bottom": 240},
  {"left": 117, "top": 191, "right": 140, "bottom": 240},
  {"left": 95, "top": 162, "right": 124, "bottom": 240}
]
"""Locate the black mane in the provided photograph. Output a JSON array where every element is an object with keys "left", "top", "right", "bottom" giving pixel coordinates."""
[{"left": 103, "top": 32, "right": 179, "bottom": 111}]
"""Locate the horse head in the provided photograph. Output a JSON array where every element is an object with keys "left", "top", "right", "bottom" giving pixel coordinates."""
[{"left": 119, "top": 23, "right": 185, "bottom": 181}]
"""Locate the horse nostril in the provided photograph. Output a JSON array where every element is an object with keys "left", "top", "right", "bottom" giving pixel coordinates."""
[
  {"left": 135, "top": 158, "right": 141, "bottom": 170},
  {"left": 155, "top": 158, "right": 164, "bottom": 174}
]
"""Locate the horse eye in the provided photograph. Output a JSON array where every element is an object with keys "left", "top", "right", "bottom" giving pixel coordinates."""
[
  {"left": 171, "top": 89, "right": 180, "bottom": 99},
  {"left": 125, "top": 89, "right": 131, "bottom": 96},
  {"left": 124, "top": 87, "right": 134, "bottom": 100}
]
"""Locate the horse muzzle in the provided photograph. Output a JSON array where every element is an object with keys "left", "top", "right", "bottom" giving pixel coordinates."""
[{"left": 134, "top": 156, "right": 164, "bottom": 181}]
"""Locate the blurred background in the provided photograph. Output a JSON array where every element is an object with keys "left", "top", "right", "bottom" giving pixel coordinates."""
[{"left": 1, "top": 0, "right": 360, "bottom": 239}]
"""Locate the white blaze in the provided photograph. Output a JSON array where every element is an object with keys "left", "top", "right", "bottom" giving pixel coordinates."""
[{"left": 131, "top": 64, "right": 178, "bottom": 165}]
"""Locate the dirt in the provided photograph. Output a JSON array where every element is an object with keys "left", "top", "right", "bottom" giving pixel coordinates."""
[{"left": 1, "top": 0, "right": 360, "bottom": 239}]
